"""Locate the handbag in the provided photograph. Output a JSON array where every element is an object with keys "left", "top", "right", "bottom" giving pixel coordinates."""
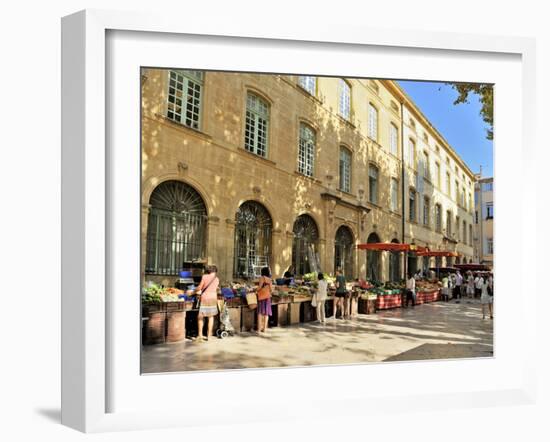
[
  {"left": 311, "top": 293, "right": 317, "bottom": 308},
  {"left": 257, "top": 277, "right": 272, "bottom": 301}
]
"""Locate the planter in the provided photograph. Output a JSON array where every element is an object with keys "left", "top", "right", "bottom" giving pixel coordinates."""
[
  {"left": 142, "top": 304, "right": 166, "bottom": 345},
  {"left": 166, "top": 310, "right": 186, "bottom": 342}
]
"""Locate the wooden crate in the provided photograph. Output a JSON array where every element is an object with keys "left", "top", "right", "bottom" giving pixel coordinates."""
[
  {"left": 241, "top": 307, "right": 257, "bottom": 331},
  {"left": 289, "top": 302, "right": 301, "bottom": 324},
  {"left": 227, "top": 307, "right": 242, "bottom": 332},
  {"left": 300, "top": 301, "right": 316, "bottom": 322}
]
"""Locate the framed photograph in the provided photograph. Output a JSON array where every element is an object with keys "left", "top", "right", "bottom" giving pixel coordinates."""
[{"left": 61, "top": 9, "right": 537, "bottom": 433}]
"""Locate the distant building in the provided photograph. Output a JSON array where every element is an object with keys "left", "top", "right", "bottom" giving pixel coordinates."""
[{"left": 474, "top": 176, "right": 493, "bottom": 267}]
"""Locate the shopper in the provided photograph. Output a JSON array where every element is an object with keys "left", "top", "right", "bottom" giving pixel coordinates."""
[
  {"left": 333, "top": 269, "right": 347, "bottom": 319},
  {"left": 466, "top": 271, "right": 475, "bottom": 299},
  {"left": 194, "top": 265, "right": 220, "bottom": 341},
  {"left": 315, "top": 272, "right": 328, "bottom": 324},
  {"left": 474, "top": 273, "right": 484, "bottom": 299},
  {"left": 441, "top": 274, "right": 450, "bottom": 302},
  {"left": 454, "top": 270, "right": 463, "bottom": 300},
  {"left": 256, "top": 266, "right": 273, "bottom": 333},
  {"left": 405, "top": 272, "right": 416, "bottom": 307},
  {"left": 487, "top": 273, "right": 494, "bottom": 296},
  {"left": 480, "top": 277, "right": 493, "bottom": 319}
]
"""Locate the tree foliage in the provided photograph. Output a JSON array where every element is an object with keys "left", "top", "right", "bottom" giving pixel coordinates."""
[{"left": 446, "top": 83, "right": 494, "bottom": 140}]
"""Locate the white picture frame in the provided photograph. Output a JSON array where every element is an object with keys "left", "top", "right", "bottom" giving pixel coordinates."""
[{"left": 61, "top": 9, "right": 537, "bottom": 433}]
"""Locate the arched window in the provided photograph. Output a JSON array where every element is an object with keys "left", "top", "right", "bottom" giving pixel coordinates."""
[
  {"left": 366, "top": 232, "right": 381, "bottom": 282},
  {"left": 298, "top": 123, "right": 316, "bottom": 177},
  {"left": 338, "top": 79, "right": 351, "bottom": 120},
  {"left": 245, "top": 92, "right": 270, "bottom": 158},
  {"left": 233, "top": 201, "right": 272, "bottom": 278},
  {"left": 292, "top": 215, "right": 320, "bottom": 276},
  {"left": 389, "top": 238, "right": 402, "bottom": 281},
  {"left": 334, "top": 225, "right": 354, "bottom": 277},
  {"left": 145, "top": 180, "right": 207, "bottom": 275},
  {"left": 167, "top": 70, "right": 204, "bottom": 130},
  {"left": 339, "top": 146, "right": 352, "bottom": 193}
]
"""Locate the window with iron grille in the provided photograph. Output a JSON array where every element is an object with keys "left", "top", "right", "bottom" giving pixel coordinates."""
[
  {"left": 390, "top": 123, "right": 399, "bottom": 156},
  {"left": 298, "top": 76, "right": 316, "bottom": 95},
  {"left": 368, "top": 165, "right": 378, "bottom": 204},
  {"left": 292, "top": 214, "right": 320, "bottom": 276},
  {"left": 456, "top": 216, "right": 460, "bottom": 239},
  {"left": 166, "top": 70, "right": 204, "bottom": 130},
  {"left": 339, "top": 79, "right": 351, "bottom": 120},
  {"left": 298, "top": 123, "right": 315, "bottom": 177},
  {"left": 446, "top": 210, "right": 452, "bottom": 235},
  {"left": 469, "top": 224, "right": 473, "bottom": 246},
  {"left": 145, "top": 180, "right": 207, "bottom": 275},
  {"left": 423, "top": 196, "right": 430, "bottom": 226},
  {"left": 463, "top": 220, "right": 467, "bottom": 243},
  {"left": 390, "top": 178, "right": 399, "bottom": 212},
  {"left": 233, "top": 201, "right": 273, "bottom": 278},
  {"left": 334, "top": 225, "right": 354, "bottom": 277},
  {"left": 339, "top": 147, "right": 352, "bottom": 192},
  {"left": 245, "top": 92, "right": 270, "bottom": 158},
  {"left": 435, "top": 204, "right": 442, "bottom": 232},
  {"left": 409, "top": 189, "right": 416, "bottom": 222},
  {"left": 368, "top": 103, "right": 378, "bottom": 141}
]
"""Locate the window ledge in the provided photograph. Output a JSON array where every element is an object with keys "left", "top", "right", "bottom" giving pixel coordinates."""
[
  {"left": 294, "top": 171, "right": 322, "bottom": 184},
  {"left": 155, "top": 114, "right": 212, "bottom": 141},
  {"left": 237, "top": 147, "right": 277, "bottom": 166},
  {"left": 337, "top": 115, "right": 356, "bottom": 129}
]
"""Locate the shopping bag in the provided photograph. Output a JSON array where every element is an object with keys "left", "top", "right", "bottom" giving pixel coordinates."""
[
  {"left": 311, "top": 294, "right": 317, "bottom": 307},
  {"left": 246, "top": 292, "right": 258, "bottom": 310}
]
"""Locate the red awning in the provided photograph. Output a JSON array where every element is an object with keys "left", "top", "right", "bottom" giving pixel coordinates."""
[
  {"left": 416, "top": 250, "right": 458, "bottom": 257},
  {"left": 454, "top": 263, "right": 491, "bottom": 271},
  {"left": 357, "top": 242, "right": 410, "bottom": 252}
]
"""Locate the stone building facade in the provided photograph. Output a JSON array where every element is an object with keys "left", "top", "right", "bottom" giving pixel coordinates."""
[{"left": 141, "top": 69, "right": 475, "bottom": 285}]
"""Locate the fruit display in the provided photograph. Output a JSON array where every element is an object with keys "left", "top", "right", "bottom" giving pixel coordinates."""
[{"left": 416, "top": 280, "right": 440, "bottom": 292}]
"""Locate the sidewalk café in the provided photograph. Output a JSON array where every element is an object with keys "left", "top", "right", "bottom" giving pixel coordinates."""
[{"left": 141, "top": 244, "right": 460, "bottom": 345}]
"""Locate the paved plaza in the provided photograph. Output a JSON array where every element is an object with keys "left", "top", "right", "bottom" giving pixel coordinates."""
[{"left": 141, "top": 299, "right": 493, "bottom": 374}]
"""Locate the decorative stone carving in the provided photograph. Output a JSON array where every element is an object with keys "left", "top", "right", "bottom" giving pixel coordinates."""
[
  {"left": 252, "top": 186, "right": 261, "bottom": 194},
  {"left": 177, "top": 162, "right": 188, "bottom": 173}
]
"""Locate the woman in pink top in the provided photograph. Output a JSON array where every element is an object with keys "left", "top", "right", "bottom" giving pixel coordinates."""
[{"left": 194, "top": 265, "right": 219, "bottom": 341}]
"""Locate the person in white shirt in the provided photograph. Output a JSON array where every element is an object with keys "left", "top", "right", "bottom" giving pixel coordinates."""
[
  {"left": 474, "top": 274, "right": 484, "bottom": 298},
  {"left": 314, "top": 272, "right": 328, "bottom": 324},
  {"left": 405, "top": 273, "right": 416, "bottom": 307},
  {"left": 441, "top": 275, "right": 450, "bottom": 302},
  {"left": 454, "top": 271, "right": 463, "bottom": 299},
  {"left": 466, "top": 272, "right": 475, "bottom": 298}
]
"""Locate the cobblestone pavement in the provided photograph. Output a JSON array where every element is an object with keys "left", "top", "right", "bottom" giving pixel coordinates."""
[{"left": 141, "top": 299, "right": 494, "bottom": 374}]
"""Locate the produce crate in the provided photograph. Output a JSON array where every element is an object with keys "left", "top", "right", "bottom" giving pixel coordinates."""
[
  {"left": 241, "top": 307, "right": 257, "bottom": 332},
  {"left": 227, "top": 307, "right": 242, "bottom": 332},
  {"left": 289, "top": 302, "right": 301, "bottom": 324},
  {"left": 300, "top": 301, "right": 316, "bottom": 323},
  {"left": 376, "top": 293, "right": 402, "bottom": 310},
  {"left": 166, "top": 310, "right": 186, "bottom": 343},
  {"left": 269, "top": 303, "right": 289, "bottom": 327}
]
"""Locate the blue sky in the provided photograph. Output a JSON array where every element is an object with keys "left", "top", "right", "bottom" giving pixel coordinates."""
[{"left": 398, "top": 81, "right": 493, "bottom": 178}]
